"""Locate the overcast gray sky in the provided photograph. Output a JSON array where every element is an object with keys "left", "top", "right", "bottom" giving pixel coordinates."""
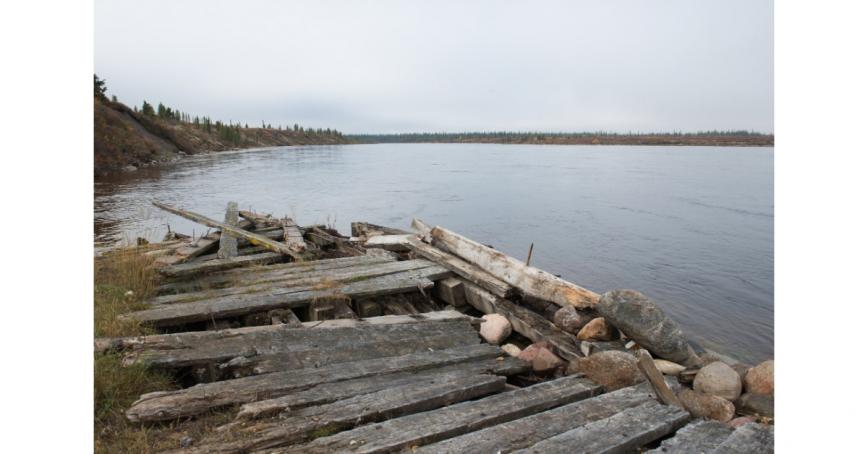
[{"left": 95, "top": 0, "right": 773, "bottom": 134}]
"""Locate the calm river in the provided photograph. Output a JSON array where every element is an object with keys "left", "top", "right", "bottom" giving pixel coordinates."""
[{"left": 94, "top": 144, "right": 773, "bottom": 363}]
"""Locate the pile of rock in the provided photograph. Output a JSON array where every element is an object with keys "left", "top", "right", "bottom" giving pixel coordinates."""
[
  {"left": 475, "top": 288, "right": 773, "bottom": 427},
  {"left": 558, "top": 290, "right": 774, "bottom": 426}
]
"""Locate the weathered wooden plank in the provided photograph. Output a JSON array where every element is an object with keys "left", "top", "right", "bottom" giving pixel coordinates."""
[
  {"left": 365, "top": 234, "right": 413, "bottom": 252},
  {"left": 462, "top": 281, "right": 583, "bottom": 361},
  {"left": 189, "top": 375, "right": 506, "bottom": 453},
  {"left": 125, "top": 344, "right": 504, "bottom": 422},
  {"left": 712, "top": 423, "right": 774, "bottom": 454},
  {"left": 95, "top": 311, "right": 473, "bottom": 354},
  {"left": 158, "top": 252, "right": 284, "bottom": 279},
  {"left": 238, "top": 210, "right": 281, "bottom": 228},
  {"left": 281, "top": 217, "right": 306, "bottom": 252},
  {"left": 427, "top": 223, "right": 600, "bottom": 308},
  {"left": 416, "top": 381, "right": 663, "bottom": 454},
  {"left": 125, "top": 265, "right": 451, "bottom": 327},
  {"left": 153, "top": 202, "right": 305, "bottom": 259},
  {"left": 150, "top": 259, "right": 441, "bottom": 305},
  {"left": 278, "top": 376, "right": 602, "bottom": 454},
  {"left": 648, "top": 420, "right": 734, "bottom": 454},
  {"left": 513, "top": 401, "right": 690, "bottom": 454},
  {"left": 407, "top": 236, "right": 515, "bottom": 299},
  {"left": 156, "top": 254, "right": 395, "bottom": 295},
  {"left": 112, "top": 317, "right": 477, "bottom": 368},
  {"left": 192, "top": 245, "right": 268, "bottom": 262},
  {"left": 637, "top": 349, "right": 685, "bottom": 409},
  {"left": 217, "top": 202, "right": 239, "bottom": 259},
  {"left": 236, "top": 357, "right": 530, "bottom": 421},
  {"left": 137, "top": 321, "right": 482, "bottom": 374}
]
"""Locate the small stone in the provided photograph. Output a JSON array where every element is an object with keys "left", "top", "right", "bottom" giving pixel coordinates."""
[
  {"left": 694, "top": 361, "right": 742, "bottom": 401},
  {"left": 518, "top": 341, "right": 554, "bottom": 363},
  {"left": 566, "top": 350, "right": 645, "bottom": 391},
  {"left": 122, "top": 165, "right": 138, "bottom": 172},
  {"left": 678, "top": 389, "right": 735, "bottom": 422},
  {"left": 735, "top": 393, "right": 774, "bottom": 418},
  {"left": 595, "top": 290, "right": 701, "bottom": 367},
  {"left": 479, "top": 314, "right": 512, "bottom": 345},
  {"left": 179, "top": 436, "right": 194, "bottom": 448},
  {"left": 577, "top": 317, "right": 619, "bottom": 341},
  {"left": 124, "top": 290, "right": 135, "bottom": 298},
  {"left": 553, "top": 307, "right": 594, "bottom": 334},
  {"left": 653, "top": 359, "right": 686, "bottom": 375},
  {"left": 728, "top": 416, "right": 757, "bottom": 428},
  {"left": 531, "top": 348, "right": 566, "bottom": 375},
  {"left": 744, "top": 360, "right": 774, "bottom": 396},
  {"left": 501, "top": 343, "right": 522, "bottom": 358}
]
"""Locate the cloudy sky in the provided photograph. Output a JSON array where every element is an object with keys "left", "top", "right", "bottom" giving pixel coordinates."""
[{"left": 95, "top": 0, "right": 773, "bottom": 134}]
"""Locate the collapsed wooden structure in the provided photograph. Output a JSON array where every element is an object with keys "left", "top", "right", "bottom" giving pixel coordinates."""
[{"left": 95, "top": 202, "right": 773, "bottom": 453}]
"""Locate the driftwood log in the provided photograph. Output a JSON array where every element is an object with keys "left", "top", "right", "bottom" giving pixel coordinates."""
[{"left": 425, "top": 223, "right": 599, "bottom": 308}]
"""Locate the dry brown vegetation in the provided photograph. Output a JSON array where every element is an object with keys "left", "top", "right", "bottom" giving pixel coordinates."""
[{"left": 94, "top": 249, "right": 237, "bottom": 453}]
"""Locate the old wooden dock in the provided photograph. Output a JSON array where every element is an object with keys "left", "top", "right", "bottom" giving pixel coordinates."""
[{"left": 95, "top": 202, "right": 773, "bottom": 453}]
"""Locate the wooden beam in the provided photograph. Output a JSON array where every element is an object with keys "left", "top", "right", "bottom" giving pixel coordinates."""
[
  {"left": 512, "top": 401, "right": 690, "bottom": 454},
  {"left": 364, "top": 234, "right": 413, "bottom": 252},
  {"left": 428, "top": 224, "right": 599, "bottom": 308},
  {"left": 152, "top": 202, "right": 304, "bottom": 259},
  {"left": 279, "top": 376, "right": 601, "bottom": 454},
  {"left": 407, "top": 236, "right": 515, "bottom": 299},
  {"left": 636, "top": 349, "right": 685, "bottom": 409},
  {"left": 235, "top": 356, "right": 530, "bottom": 421},
  {"left": 125, "top": 344, "right": 504, "bottom": 422},
  {"left": 188, "top": 375, "right": 506, "bottom": 453},
  {"left": 416, "top": 381, "right": 659, "bottom": 454},
  {"left": 157, "top": 252, "right": 283, "bottom": 279},
  {"left": 281, "top": 217, "right": 306, "bottom": 252},
  {"left": 217, "top": 201, "right": 239, "bottom": 259}
]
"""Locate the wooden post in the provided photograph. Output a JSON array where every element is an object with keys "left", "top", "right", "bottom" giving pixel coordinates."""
[
  {"left": 217, "top": 202, "right": 239, "bottom": 259},
  {"left": 636, "top": 349, "right": 685, "bottom": 409},
  {"left": 525, "top": 242, "right": 534, "bottom": 266}
]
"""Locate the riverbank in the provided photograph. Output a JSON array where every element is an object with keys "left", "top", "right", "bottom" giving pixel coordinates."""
[
  {"left": 93, "top": 203, "right": 773, "bottom": 452},
  {"left": 93, "top": 95, "right": 349, "bottom": 176}
]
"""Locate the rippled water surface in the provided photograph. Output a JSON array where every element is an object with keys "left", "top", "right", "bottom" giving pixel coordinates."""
[{"left": 95, "top": 144, "right": 773, "bottom": 363}]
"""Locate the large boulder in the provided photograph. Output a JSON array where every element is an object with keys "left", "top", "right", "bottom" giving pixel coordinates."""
[
  {"left": 735, "top": 393, "right": 774, "bottom": 418},
  {"left": 744, "top": 360, "right": 774, "bottom": 396},
  {"left": 678, "top": 389, "right": 735, "bottom": 422},
  {"left": 694, "top": 361, "right": 742, "bottom": 401},
  {"left": 577, "top": 317, "right": 619, "bottom": 341},
  {"left": 595, "top": 290, "right": 701, "bottom": 367},
  {"left": 566, "top": 350, "right": 645, "bottom": 391},
  {"left": 553, "top": 307, "right": 594, "bottom": 334},
  {"left": 479, "top": 314, "right": 511, "bottom": 344}
]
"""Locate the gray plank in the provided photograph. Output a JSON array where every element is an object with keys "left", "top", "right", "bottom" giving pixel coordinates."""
[
  {"left": 151, "top": 259, "right": 437, "bottom": 305},
  {"left": 125, "top": 265, "right": 451, "bottom": 327},
  {"left": 159, "top": 252, "right": 283, "bottom": 279},
  {"left": 190, "top": 375, "right": 506, "bottom": 453},
  {"left": 217, "top": 201, "right": 239, "bottom": 259},
  {"left": 416, "top": 381, "right": 662, "bottom": 454},
  {"left": 278, "top": 376, "right": 602, "bottom": 454},
  {"left": 513, "top": 401, "right": 690, "bottom": 454},
  {"left": 712, "top": 423, "right": 774, "bottom": 454},
  {"left": 237, "top": 357, "right": 531, "bottom": 420},
  {"left": 125, "top": 343, "right": 504, "bottom": 423},
  {"left": 156, "top": 254, "right": 395, "bottom": 295},
  {"left": 648, "top": 420, "right": 734, "bottom": 454}
]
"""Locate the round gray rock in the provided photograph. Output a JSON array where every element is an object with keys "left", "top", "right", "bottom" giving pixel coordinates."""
[
  {"left": 694, "top": 361, "right": 742, "bottom": 401},
  {"left": 595, "top": 290, "right": 701, "bottom": 367},
  {"left": 553, "top": 307, "right": 594, "bottom": 334},
  {"left": 744, "top": 360, "right": 774, "bottom": 395}
]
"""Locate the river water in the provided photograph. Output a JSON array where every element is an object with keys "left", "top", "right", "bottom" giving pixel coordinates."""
[{"left": 94, "top": 143, "right": 773, "bottom": 363}]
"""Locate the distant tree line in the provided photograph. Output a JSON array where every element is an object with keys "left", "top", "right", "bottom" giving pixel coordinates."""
[{"left": 348, "top": 130, "right": 771, "bottom": 143}]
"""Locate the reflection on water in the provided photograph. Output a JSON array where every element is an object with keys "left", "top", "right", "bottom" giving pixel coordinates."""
[{"left": 95, "top": 144, "right": 773, "bottom": 363}]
